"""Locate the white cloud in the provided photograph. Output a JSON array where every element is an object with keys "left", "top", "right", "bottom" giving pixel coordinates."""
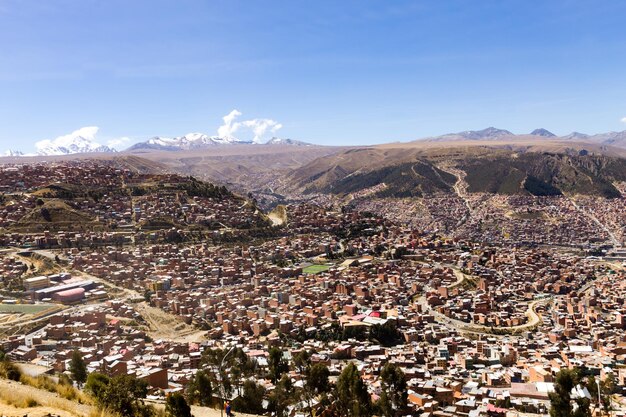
[
  {"left": 216, "top": 109, "right": 283, "bottom": 143},
  {"left": 107, "top": 136, "right": 131, "bottom": 147},
  {"left": 35, "top": 126, "right": 101, "bottom": 151},
  {"left": 621, "top": 117, "right": 626, "bottom": 124},
  {"left": 217, "top": 109, "right": 243, "bottom": 138},
  {"left": 242, "top": 119, "right": 283, "bottom": 143}
]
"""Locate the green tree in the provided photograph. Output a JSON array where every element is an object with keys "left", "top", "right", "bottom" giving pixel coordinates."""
[
  {"left": 85, "top": 372, "right": 110, "bottom": 402},
  {"left": 268, "top": 375, "right": 294, "bottom": 417},
  {"left": 202, "top": 348, "right": 232, "bottom": 397},
  {"left": 165, "top": 392, "right": 192, "bottom": 417},
  {"left": 304, "top": 363, "right": 331, "bottom": 417},
  {"left": 308, "top": 363, "right": 331, "bottom": 396},
  {"left": 268, "top": 347, "right": 288, "bottom": 384},
  {"left": 601, "top": 374, "right": 617, "bottom": 410},
  {"left": 95, "top": 374, "right": 149, "bottom": 417},
  {"left": 202, "top": 347, "right": 256, "bottom": 399},
  {"left": 550, "top": 369, "right": 576, "bottom": 417},
  {"left": 232, "top": 380, "right": 265, "bottom": 415},
  {"left": 69, "top": 350, "right": 87, "bottom": 387},
  {"left": 231, "top": 348, "right": 257, "bottom": 395},
  {"left": 293, "top": 351, "right": 331, "bottom": 417},
  {"left": 187, "top": 369, "right": 213, "bottom": 406},
  {"left": 335, "top": 362, "right": 372, "bottom": 417},
  {"left": 293, "top": 350, "right": 311, "bottom": 376},
  {"left": 550, "top": 368, "right": 591, "bottom": 417},
  {"left": 368, "top": 321, "right": 402, "bottom": 347},
  {"left": 378, "top": 363, "right": 407, "bottom": 417}
]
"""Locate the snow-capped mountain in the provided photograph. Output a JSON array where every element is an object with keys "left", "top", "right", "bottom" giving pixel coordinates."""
[
  {"left": 4, "top": 150, "right": 24, "bottom": 157},
  {"left": 37, "top": 143, "right": 116, "bottom": 156},
  {"left": 35, "top": 130, "right": 117, "bottom": 156},
  {"left": 265, "top": 137, "right": 312, "bottom": 146},
  {"left": 126, "top": 133, "right": 252, "bottom": 151}
]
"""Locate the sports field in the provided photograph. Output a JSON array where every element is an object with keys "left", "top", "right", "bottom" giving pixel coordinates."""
[
  {"left": 302, "top": 264, "right": 331, "bottom": 274},
  {"left": 0, "top": 303, "right": 55, "bottom": 314}
]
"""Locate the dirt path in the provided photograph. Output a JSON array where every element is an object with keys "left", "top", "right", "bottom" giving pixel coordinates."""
[
  {"left": 146, "top": 399, "right": 262, "bottom": 417},
  {"left": 436, "top": 164, "right": 472, "bottom": 227},
  {"left": 267, "top": 212, "right": 284, "bottom": 226}
]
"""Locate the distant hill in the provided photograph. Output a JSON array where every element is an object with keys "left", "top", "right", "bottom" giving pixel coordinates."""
[
  {"left": 424, "top": 127, "right": 514, "bottom": 142},
  {"left": 459, "top": 153, "right": 626, "bottom": 198},
  {"left": 6, "top": 126, "right": 626, "bottom": 205},
  {"left": 530, "top": 128, "right": 556, "bottom": 137},
  {"left": 313, "top": 158, "right": 457, "bottom": 198},
  {"left": 415, "top": 126, "right": 626, "bottom": 150},
  {"left": 584, "top": 130, "right": 626, "bottom": 148},
  {"left": 287, "top": 143, "right": 626, "bottom": 198}
]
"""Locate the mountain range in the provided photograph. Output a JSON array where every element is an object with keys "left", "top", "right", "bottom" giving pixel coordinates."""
[
  {"left": 3, "top": 125, "right": 626, "bottom": 202},
  {"left": 127, "top": 135, "right": 312, "bottom": 152},
  {"left": 2, "top": 126, "right": 626, "bottom": 203},
  {"left": 5, "top": 126, "right": 626, "bottom": 156},
  {"left": 35, "top": 134, "right": 117, "bottom": 156},
  {"left": 418, "top": 127, "right": 626, "bottom": 148},
  {"left": 8, "top": 131, "right": 313, "bottom": 156},
  {"left": 126, "top": 133, "right": 249, "bottom": 152}
]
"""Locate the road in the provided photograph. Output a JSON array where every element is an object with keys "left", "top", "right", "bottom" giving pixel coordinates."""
[
  {"left": 416, "top": 291, "right": 551, "bottom": 338},
  {"left": 447, "top": 264, "right": 476, "bottom": 289},
  {"left": 437, "top": 164, "right": 472, "bottom": 227}
]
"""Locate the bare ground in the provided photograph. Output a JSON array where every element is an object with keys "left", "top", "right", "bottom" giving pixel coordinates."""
[
  {"left": 134, "top": 302, "right": 207, "bottom": 343},
  {"left": 0, "top": 378, "right": 91, "bottom": 417},
  {"left": 0, "top": 379, "right": 262, "bottom": 417}
]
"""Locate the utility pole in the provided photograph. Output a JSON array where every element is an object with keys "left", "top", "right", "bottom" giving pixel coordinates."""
[
  {"left": 219, "top": 345, "right": 236, "bottom": 417},
  {"left": 596, "top": 378, "right": 602, "bottom": 415}
]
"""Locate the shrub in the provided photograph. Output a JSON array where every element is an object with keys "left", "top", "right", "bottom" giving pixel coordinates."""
[{"left": 0, "top": 360, "right": 22, "bottom": 381}]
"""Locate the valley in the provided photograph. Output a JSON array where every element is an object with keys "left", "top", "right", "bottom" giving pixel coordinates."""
[{"left": 0, "top": 130, "right": 625, "bottom": 417}]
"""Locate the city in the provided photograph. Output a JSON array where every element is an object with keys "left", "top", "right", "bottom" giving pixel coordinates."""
[
  {"left": 0, "top": 159, "right": 624, "bottom": 417},
  {"left": 2, "top": 2, "right": 626, "bottom": 417}
]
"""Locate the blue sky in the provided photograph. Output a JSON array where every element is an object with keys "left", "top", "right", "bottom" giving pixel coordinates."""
[{"left": 1, "top": 0, "right": 626, "bottom": 151}]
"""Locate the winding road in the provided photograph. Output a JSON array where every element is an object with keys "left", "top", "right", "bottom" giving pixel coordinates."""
[{"left": 415, "top": 289, "right": 552, "bottom": 338}]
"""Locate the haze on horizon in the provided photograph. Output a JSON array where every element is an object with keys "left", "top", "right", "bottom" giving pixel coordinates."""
[{"left": 1, "top": 0, "right": 626, "bottom": 152}]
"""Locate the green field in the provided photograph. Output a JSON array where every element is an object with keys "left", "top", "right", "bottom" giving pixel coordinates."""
[
  {"left": 0, "top": 303, "right": 55, "bottom": 314},
  {"left": 303, "top": 264, "right": 331, "bottom": 274}
]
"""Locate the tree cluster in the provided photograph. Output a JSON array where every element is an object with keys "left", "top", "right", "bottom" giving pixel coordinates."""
[
  {"left": 548, "top": 368, "right": 610, "bottom": 417},
  {"left": 85, "top": 373, "right": 151, "bottom": 417},
  {"left": 1, "top": 343, "right": 409, "bottom": 417}
]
